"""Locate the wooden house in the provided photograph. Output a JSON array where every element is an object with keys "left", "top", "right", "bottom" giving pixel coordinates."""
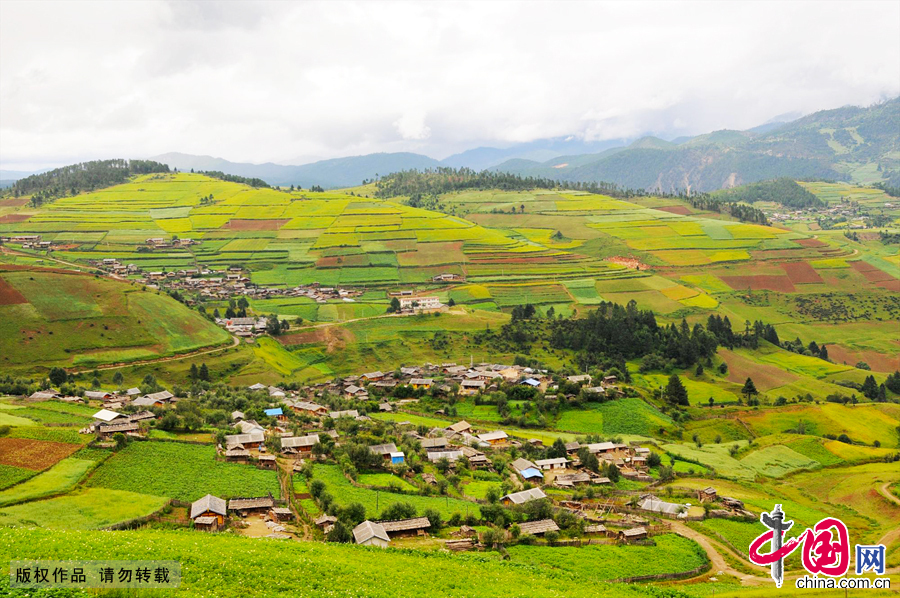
[
  {"left": 618, "top": 526, "right": 648, "bottom": 542},
  {"left": 269, "top": 507, "right": 293, "bottom": 522},
  {"left": 698, "top": 486, "right": 718, "bottom": 503},
  {"left": 377, "top": 517, "right": 431, "bottom": 538},
  {"left": 257, "top": 454, "right": 277, "bottom": 469},
  {"left": 409, "top": 378, "right": 434, "bottom": 390},
  {"left": 517, "top": 519, "right": 559, "bottom": 536},
  {"left": 228, "top": 496, "right": 275, "bottom": 516},
  {"left": 500, "top": 488, "right": 547, "bottom": 507},
  {"left": 191, "top": 494, "right": 227, "bottom": 531},
  {"left": 477, "top": 430, "right": 508, "bottom": 446}
]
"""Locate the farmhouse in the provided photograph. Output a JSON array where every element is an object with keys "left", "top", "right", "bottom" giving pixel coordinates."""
[
  {"left": 501, "top": 488, "right": 547, "bottom": 506},
  {"left": 698, "top": 487, "right": 717, "bottom": 503},
  {"left": 29, "top": 390, "right": 60, "bottom": 400},
  {"left": 353, "top": 520, "right": 390, "bottom": 547},
  {"left": 534, "top": 457, "right": 568, "bottom": 470},
  {"left": 191, "top": 494, "right": 227, "bottom": 531},
  {"left": 224, "top": 431, "right": 265, "bottom": 448},
  {"left": 361, "top": 371, "right": 385, "bottom": 382},
  {"left": 377, "top": 517, "right": 431, "bottom": 538},
  {"left": 637, "top": 494, "right": 686, "bottom": 518},
  {"left": 566, "top": 374, "right": 592, "bottom": 384},
  {"left": 369, "top": 443, "right": 399, "bottom": 459},
  {"left": 517, "top": 519, "right": 559, "bottom": 536},
  {"left": 421, "top": 437, "right": 449, "bottom": 451},
  {"left": 399, "top": 296, "right": 442, "bottom": 311},
  {"left": 92, "top": 409, "right": 126, "bottom": 423},
  {"left": 409, "top": 378, "right": 434, "bottom": 389},
  {"left": 426, "top": 450, "right": 463, "bottom": 463},
  {"left": 619, "top": 527, "right": 648, "bottom": 542},
  {"left": 329, "top": 410, "right": 359, "bottom": 419},
  {"left": 97, "top": 421, "right": 141, "bottom": 439},
  {"left": 84, "top": 390, "right": 114, "bottom": 401},
  {"left": 228, "top": 496, "right": 275, "bottom": 515},
  {"left": 281, "top": 434, "right": 319, "bottom": 454},
  {"left": 446, "top": 421, "right": 471, "bottom": 435},
  {"left": 477, "top": 430, "right": 508, "bottom": 445},
  {"left": 264, "top": 407, "right": 287, "bottom": 422},
  {"left": 290, "top": 401, "right": 328, "bottom": 417},
  {"left": 257, "top": 454, "right": 277, "bottom": 469},
  {"left": 554, "top": 472, "right": 592, "bottom": 487},
  {"left": 270, "top": 507, "right": 293, "bottom": 522},
  {"left": 224, "top": 447, "right": 250, "bottom": 462},
  {"left": 132, "top": 390, "right": 175, "bottom": 408},
  {"left": 314, "top": 514, "right": 337, "bottom": 530},
  {"left": 460, "top": 380, "right": 485, "bottom": 395}
]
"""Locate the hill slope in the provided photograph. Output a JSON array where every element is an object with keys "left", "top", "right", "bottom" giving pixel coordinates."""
[{"left": 0, "top": 265, "right": 231, "bottom": 371}]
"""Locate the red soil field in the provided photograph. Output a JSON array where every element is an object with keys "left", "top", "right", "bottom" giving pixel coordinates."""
[
  {"left": 719, "top": 349, "right": 799, "bottom": 392},
  {"left": 0, "top": 213, "right": 30, "bottom": 224},
  {"left": 0, "top": 198, "right": 29, "bottom": 207},
  {"left": 0, "top": 277, "right": 28, "bottom": 305},
  {"left": 875, "top": 278, "right": 900, "bottom": 292},
  {"left": 720, "top": 275, "right": 796, "bottom": 293},
  {"left": 793, "top": 238, "right": 827, "bottom": 248},
  {"left": 826, "top": 344, "right": 900, "bottom": 373},
  {"left": 656, "top": 205, "right": 692, "bottom": 215},
  {"left": 780, "top": 262, "right": 824, "bottom": 284},
  {"left": 0, "top": 438, "right": 80, "bottom": 471},
  {"left": 226, "top": 219, "right": 289, "bottom": 231}
]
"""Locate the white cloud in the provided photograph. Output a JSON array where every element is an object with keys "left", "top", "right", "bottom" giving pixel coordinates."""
[{"left": 1, "top": 0, "right": 897, "bottom": 170}]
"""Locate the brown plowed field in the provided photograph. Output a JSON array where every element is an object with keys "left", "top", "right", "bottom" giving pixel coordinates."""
[
  {"left": 0, "top": 277, "right": 28, "bottom": 305},
  {"left": 0, "top": 438, "right": 80, "bottom": 471},
  {"left": 720, "top": 275, "right": 796, "bottom": 293},
  {"left": 826, "top": 345, "right": 900, "bottom": 373},
  {"left": 780, "top": 262, "right": 824, "bottom": 284},
  {"left": 0, "top": 214, "right": 30, "bottom": 224},
  {"left": 656, "top": 205, "right": 692, "bottom": 215},
  {"left": 794, "top": 238, "right": 827, "bottom": 248}
]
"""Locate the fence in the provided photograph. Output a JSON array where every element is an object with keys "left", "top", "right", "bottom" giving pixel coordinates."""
[{"left": 611, "top": 561, "right": 711, "bottom": 583}]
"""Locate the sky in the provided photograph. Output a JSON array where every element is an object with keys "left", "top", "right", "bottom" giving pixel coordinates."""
[{"left": 1, "top": 0, "right": 898, "bottom": 171}]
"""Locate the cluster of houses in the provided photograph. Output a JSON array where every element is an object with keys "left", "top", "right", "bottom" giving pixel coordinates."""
[
  {"left": 266, "top": 364, "right": 619, "bottom": 404},
  {"left": 3, "top": 234, "right": 53, "bottom": 250},
  {"left": 145, "top": 237, "right": 198, "bottom": 249},
  {"left": 189, "top": 493, "right": 292, "bottom": 535}
]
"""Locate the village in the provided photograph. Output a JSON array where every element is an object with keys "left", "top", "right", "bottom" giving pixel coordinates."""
[{"left": 18, "top": 360, "right": 755, "bottom": 557}]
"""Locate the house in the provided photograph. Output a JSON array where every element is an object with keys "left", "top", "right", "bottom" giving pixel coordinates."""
[
  {"left": 377, "top": 517, "right": 431, "bottom": 538},
  {"left": 501, "top": 488, "right": 547, "bottom": 506},
  {"left": 92, "top": 409, "right": 126, "bottom": 423},
  {"left": 290, "top": 401, "right": 328, "bottom": 417},
  {"left": 264, "top": 407, "right": 287, "bottom": 422},
  {"left": 224, "top": 431, "right": 265, "bottom": 449},
  {"left": 554, "top": 472, "right": 592, "bottom": 487},
  {"left": 421, "top": 437, "right": 449, "bottom": 451},
  {"left": 29, "top": 390, "right": 60, "bottom": 400},
  {"left": 637, "top": 494, "right": 686, "bottom": 518},
  {"left": 426, "top": 450, "right": 463, "bottom": 463},
  {"left": 314, "top": 514, "right": 338, "bottom": 529},
  {"left": 369, "top": 443, "right": 399, "bottom": 459},
  {"left": 190, "top": 494, "right": 227, "bottom": 531},
  {"left": 236, "top": 420, "right": 265, "bottom": 434},
  {"left": 353, "top": 520, "right": 390, "bottom": 547},
  {"left": 128, "top": 411, "right": 156, "bottom": 424},
  {"left": 460, "top": 380, "right": 485, "bottom": 395},
  {"left": 224, "top": 447, "right": 250, "bottom": 462},
  {"left": 257, "top": 454, "right": 277, "bottom": 469},
  {"left": 231, "top": 411, "right": 246, "bottom": 421},
  {"left": 409, "top": 378, "right": 434, "bottom": 389},
  {"left": 399, "top": 296, "right": 442, "bottom": 311},
  {"left": 477, "top": 430, "right": 508, "bottom": 445},
  {"left": 281, "top": 434, "right": 319, "bottom": 454},
  {"left": 97, "top": 421, "right": 140, "bottom": 439},
  {"left": 125, "top": 387, "right": 142, "bottom": 397},
  {"left": 134, "top": 390, "right": 175, "bottom": 408},
  {"left": 361, "top": 371, "right": 385, "bottom": 382},
  {"left": 566, "top": 374, "right": 592, "bottom": 384},
  {"left": 468, "top": 454, "right": 491, "bottom": 468},
  {"left": 564, "top": 441, "right": 581, "bottom": 455},
  {"left": 329, "top": 410, "right": 359, "bottom": 419},
  {"left": 603, "top": 375, "right": 618, "bottom": 385},
  {"left": 511, "top": 457, "right": 538, "bottom": 474},
  {"left": 270, "top": 507, "right": 293, "bottom": 522},
  {"left": 268, "top": 386, "right": 286, "bottom": 399},
  {"left": 534, "top": 457, "right": 568, "bottom": 470},
  {"left": 522, "top": 378, "right": 540, "bottom": 387},
  {"left": 378, "top": 402, "right": 392, "bottom": 412},
  {"left": 389, "top": 451, "right": 406, "bottom": 465},
  {"left": 228, "top": 496, "right": 275, "bottom": 515},
  {"left": 698, "top": 487, "right": 717, "bottom": 503},
  {"left": 248, "top": 383, "right": 267, "bottom": 391},
  {"left": 619, "top": 527, "right": 648, "bottom": 542},
  {"left": 84, "top": 390, "right": 113, "bottom": 401},
  {"left": 584, "top": 524, "right": 608, "bottom": 535},
  {"left": 446, "top": 421, "right": 471, "bottom": 435},
  {"left": 516, "top": 519, "right": 559, "bottom": 536}
]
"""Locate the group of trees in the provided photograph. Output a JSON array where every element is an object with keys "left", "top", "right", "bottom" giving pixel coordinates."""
[
  {"left": 8, "top": 159, "right": 169, "bottom": 204},
  {"left": 716, "top": 178, "right": 824, "bottom": 209},
  {"left": 683, "top": 195, "right": 770, "bottom": 225},
  {"left": 193, "top": 170, "right": 270, "bottom": 188},
  {"left": 374, "top": 167, "right": 642, "bottom": 200}
]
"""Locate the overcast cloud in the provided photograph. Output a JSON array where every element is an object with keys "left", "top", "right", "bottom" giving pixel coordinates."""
[{"left": 1, "top": 0, "right": 898, "bottom": 170}]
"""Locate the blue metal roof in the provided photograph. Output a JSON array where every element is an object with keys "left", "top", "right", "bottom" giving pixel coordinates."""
[
  {"left": 521, "top": 467, "right": 543, "bottom": 479},
  {"left": 523, "top": 378, "right": 540, "bottom": 387},
  {"left": 264, "top": 408, "right": 283, "bottom": 416}
]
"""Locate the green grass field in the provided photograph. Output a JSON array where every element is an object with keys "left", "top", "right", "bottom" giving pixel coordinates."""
[
  {"left": 86, "top": 441, "right": 280, "bottom": 501},
  {"left": 0, "top": 457, "right": 96, "bottom": 507},
  {"left": 0, "top": 488, "right": 168, "bottom": 530}
]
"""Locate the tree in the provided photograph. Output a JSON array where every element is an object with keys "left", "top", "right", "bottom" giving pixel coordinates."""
[
  {"left": 113, "top": 432, "right": 128, "bottom": 451},
  {"left": 422, "top": 508, "right": 442, "bottom": 530},
  {"left": 189, "top": 364, "right": 199, "bottom": 381},
  {"left": 666, "top": 375, "right": 689, "bottom": 406},
  {"left": 199, "top": 363, "right": 210, "bottom": 382},
  {"left": 547, "top": 437, "right": 568, "bottom": 459},
  {"left": 388, "top": 297, "right": 401, "bottom": 313},
  {"left": 326, "top": 520, "right": 353, "bottom": 543},
  {"left": 380, "top": 502, "right": 416, "bottom": 521},
  {"left": 742, "top": 377, "right": 758, "bottom": 402},
  {"left": 448, "top": 298, "right": 456, "bottom": 307},
  {"left": 112, "top": 371, "right": 124, "bottom": 386},
  {"left": 341, "top": 502, "right": 367, "bottom": 527},
  {"left": 48, "top": 367, "right": 67, "bottom": 387},
  {"left": 861, "top": 375, "right": 878, "bottom": 400}
]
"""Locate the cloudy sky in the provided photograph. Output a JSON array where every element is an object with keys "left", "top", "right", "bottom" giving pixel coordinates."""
[{"left": 1, "top": 0, "right": 898, "bottom": 170}]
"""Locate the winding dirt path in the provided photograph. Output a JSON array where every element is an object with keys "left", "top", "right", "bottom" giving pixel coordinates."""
[
  {"left": 68, "top": 335, "right": 241, "bottom": 374},
  {"left": 668, "top": 521, "right": 768, "bottom": 586}
]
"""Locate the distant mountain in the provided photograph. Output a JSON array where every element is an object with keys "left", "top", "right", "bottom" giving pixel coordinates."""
[
  {"left": 440, "top": 137, "right": 626, "bottom": 170},
  {"left": 149, "top": 152, "right": 440, "bottom": 189},
  {"left": 491, "top": 98, "right": 899, "bottom": 192}
]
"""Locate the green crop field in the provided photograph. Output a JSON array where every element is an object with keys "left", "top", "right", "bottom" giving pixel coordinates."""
[
  {"left": 506, "top": 534, "right": 708, "bottom": 580},
  {"left": 0, "top": 488, "right": 169, "bottom": 530},
  {"left": 0, "top": 457, "right": 96, "bottom": 507},
  {"left": 311, "top": 464, "right": 477, "bottom": 520},
  {"left": 85, "top": 442, "right": 280, "bottom": 501},
  {"left": 554, "top": 397, "right": 674, "bottom": 435}
]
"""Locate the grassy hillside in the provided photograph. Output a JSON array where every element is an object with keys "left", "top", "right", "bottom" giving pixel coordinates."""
[{"left": 0, "top": 265, "right": 231, "bottom": 372}]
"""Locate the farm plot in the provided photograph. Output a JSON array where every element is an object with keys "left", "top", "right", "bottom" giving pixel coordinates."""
[
  {"left": 0, "top": 488, "right": 169, "bottom": 530},
  {"left": 0, "top": 457, "right": 96, "bottom": 507},
  {"left": 311, "top": 464, "right": 474, "bottom": 520},
  {"left": 486, "top": 284, "right": 571, "bottom": 307},
  {"left": 0, "top": 438, "right": 81, "bottom": 471},
  {"left": 86, "top": 441, "right": 280, "bottom": 501},
  {"left": 505, "top": 534, "right": 707, "bottom": 580},
  {"left": 0, "top": 465, "right": 35, "bottom": 491},
  {"left": 554, "top": 397, "right": 674, "bottom": 436}
]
